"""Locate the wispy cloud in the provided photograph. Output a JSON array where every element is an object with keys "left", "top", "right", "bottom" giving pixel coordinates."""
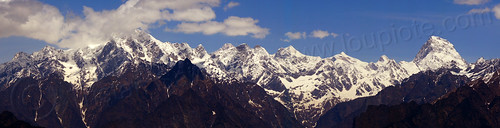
[
  {"left": 453, "top": 0, "right": 490, "bottom": 5},
  {"left": 466, "top": 4, "right": 500, "bottom": 19},
  {"left": 224, "top": 1, "right": 239, "bottom": 11},
  {"left": 468, "top": 8, "right": 491, "bottom": 14}
]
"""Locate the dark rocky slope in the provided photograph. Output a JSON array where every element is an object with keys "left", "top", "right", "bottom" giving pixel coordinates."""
[
  {"left": 316, "top": 69, "right": 469, "bottom": 128},
  {"left": 0, "top": 74, "right": 85, "bottom": 128},
  {"left": 85, "top": 59, "right": 302, "bottom": 128},
  {"left": 0, "top": 59, "right": 302, "bottom": 128},
  {"left": 0, "top": 111, "right": 43, "bottom": 128},
  {"left": 353, "top": 70, "right": 500, "bottom": 128}
]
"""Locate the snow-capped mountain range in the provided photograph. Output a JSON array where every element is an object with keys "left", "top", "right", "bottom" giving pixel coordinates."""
[{"left": 0, "top": 30, "right": 498, "bottom": 127}]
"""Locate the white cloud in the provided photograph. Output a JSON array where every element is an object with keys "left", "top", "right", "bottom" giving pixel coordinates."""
[
  {"left": 311, "top": 30, "right": 330, "bottom": 39},
  {"left": 494, "top": 4, "right": 500, "bottom": 19},
  {"left": 466, "top": 4, "right": 500, "bottom": 19},
  {"left": 285, "top": 32, "right": 306, "bottom": 40},
  {"left": 453, "top": 0, "right": 490, "bottom": 5},
  {"left": 224, "top": 1, "right": 239, "bottom": 11},
  {"left": 0, "top": 0, "right": 269, "bottom": 48},
  {"left": 60, "top": 0, "right": 221, "bottom": 48},
  {"left": 172, "top": 16, "right": 270, "bottom": 38},
  {"left": 165, "top": 7, "right": 216, "bottom": 22},
  {"left": 282, "top": 32, "right": 306, "bottom": 42},
  {"left": 0, "top": 0, "right": 69, "bottom": 44},
  {"left": 310, "top": 30, "right": 338, "bottom": 39},
  {"left": 331, "top": 32, "right": 339, "bottom": 38},
  {"left": 281, "top": 30, "right": 338, "bottom": 42},
  {"left": 468, "top": 8, "right": 491, "bottom": 14}
]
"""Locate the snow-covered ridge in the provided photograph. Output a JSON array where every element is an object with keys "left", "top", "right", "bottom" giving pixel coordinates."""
[{"left": 0, "top": 32, "right": 494, "bottom": 127}]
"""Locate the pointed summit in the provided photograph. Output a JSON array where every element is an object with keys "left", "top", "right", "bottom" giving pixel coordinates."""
[
  {"left": 414, "top": 36, "right": 455, "bottom": 61},
  {"left": 339, "top": 51, "right": 347, "bottom": 55},
  {"left": 196, "top": 44, "right": 204, "bottom": 49},
  {"left": 236, "top": 43, "right": 250, "bottom": 51},
  {"left": 12, "top": 52, "right": 30, "bottom": 61},
  {"left": 281, "top": 45, "right": 297, "bottom": 51},
  {"left": 378, "top": 55, "right": 390, "bottom": 62},
  {"left": 413, "top": 36, "right": 467, "bottom": 70},
  {"left": 41, "top": 45, "right": 57, "bottom": 52},
  {"left": 194, "top": 44, "right": 208, "bottom": 56},
  {"left": 334, "top": 52, "right": 350, "bottom": 58},
  {"left": 275, "top": 46, "right": 304, "bottom": 58},
  {"left": 195, "top": 44, "right": 205, "bottom": 52},
  {"left": 476, "top": 57, "right": 486, "bottom": 64},
  {"left": 253, "top": 45, "right": 269, "bottom": 55},
  {"left": 333, "top": 52, "right": 361, "bottom": 63},
  {"left": 221, "top": 43, "right": 235, "bottom": 50}
]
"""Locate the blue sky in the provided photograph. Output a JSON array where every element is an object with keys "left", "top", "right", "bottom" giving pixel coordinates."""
[{"left": 1, "top": 0, "right": 499, "bottom": 63}]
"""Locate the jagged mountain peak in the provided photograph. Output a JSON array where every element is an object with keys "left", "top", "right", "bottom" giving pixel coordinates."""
[
  {"left": 281, "top": 45, "right": 298, "bottom": 52},
  {"left": 332, "top": 52, "right": 361, "bottom": 63},
  {"left": 413, "top": 36, "right": 467, "bottom": 70},
  {"left": 252, "top": 45, "right": 270, "bottom": 55},
  {"left": 109, "top": 29, "right": 152, "bottom": 42},
  {"left": 236, "top": 43, "right": 252, "bottom": 51},
  {"left": 220, "top": 43, "right": 235, "bottom": 50},
  {"left": 31, "top": 45, "right": 65, "bottom": 60},
  {"left": 253, "top": 45, "right": 263, "bottom": 49},
  {"left": 171, "top": 42, "right": 192, "bottom": 50},
  {"left": 476, "top": 57, "right": 486, "bottom": 63},
  {"left": 331, "top": 52, "right": 346, "bottom": 58},
  {"left": 196, "top": 44, "right": 204, "bottom": 49},
  {"left": 378, "top": 55, "right": 390, "bottom": 62},
  {"left": 194, "top": 44, "right": 207, "bottom": 53},
  {"left": 12, "top": 52, "right": 30, "bottom": 61},
  {"left": 275, "top": 45, "right": 306, "bottom": 58},
  {"left": 36, "top": 45, "right": 64, "bottom": 55},
  {"left": 41, "top": 45, "right": 57, "bottom": 51},
  {"left": 429, "top": 36, "right": 452, "bottom": 44},
  {"left": 415, "top": 36, "right": 455, "bottom": 60},
  {"left": 339, "top": 51, "right": 347, "bottom": 55},
  {"left": 215, "top": 43, "right": 270, "bottom": 56}
]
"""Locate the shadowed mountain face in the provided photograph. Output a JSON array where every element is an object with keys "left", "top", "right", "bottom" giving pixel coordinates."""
[
  {"left": 0, "top": 59, "right": 302, "bottom": 128},
  {"left": 316, "top": 69, "right": 470, "bottom": 128},
  {"left": 84, "top": 59, "right": 302, "bottom": 128},
  {"left": 0, "top": 74, "right": 85, "bottom": 128},
  {"left": 353, "top": 70, "right": 500, "bottom": 128},
  {"left": 0, "top": 111, "right": 43, "bottom": 128}
]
